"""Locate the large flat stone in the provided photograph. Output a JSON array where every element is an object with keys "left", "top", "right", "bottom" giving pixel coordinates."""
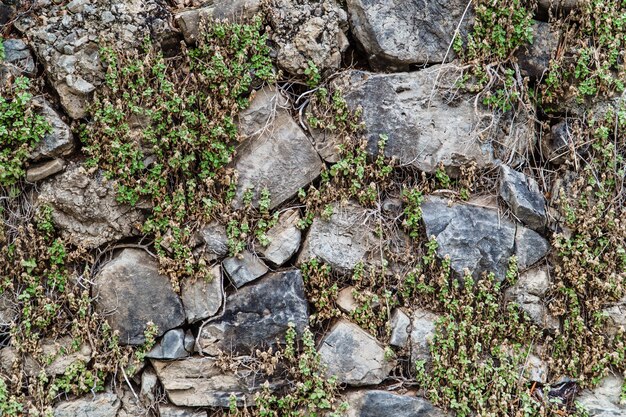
[
  {"left": 181, "top": 265, "right": 223, "bottom": 324},
  {"left": 53, "top": 392, "right": 120, "bottom": 417},
  {"left": 345, "top": 390, "right": 447, "bottom": 417}
]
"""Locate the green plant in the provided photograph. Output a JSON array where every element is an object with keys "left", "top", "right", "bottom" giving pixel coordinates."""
[{"left": 304, "top": 60, "right": 321, "bottom": 88}]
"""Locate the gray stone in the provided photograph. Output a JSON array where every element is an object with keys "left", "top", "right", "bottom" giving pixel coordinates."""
[
  {"left": 53, "top": 392, "right": 121, "bottom": 417},
  {"left": 298, "top": 202, "right": 378, "bottom": 274},
  {"left": 140, "top": 367, "right": 158, "bottom": 404},
  {"left": 36, "top": 165, "right": 146, "bottom": 248},
  {"left": 542, "top": 120, "right": 576, "bottom": 165},
  {"left": 257, "top": 209, "right": 302, "bottom": 266},
  {"left": 515, "top": 21, "right": 559, "bottom": 80},
  {"left": 66, "top": 0, "right": 88, "bottom": 13},
  {"left": 318, "top": 319, "right": 395, "bottom": 386},
  {"left": 237, "top": 87, "right": 290, "bottom": 138},
  {"left": 146, "top": 329, "right": 193, "bottom": 360},
  {"left": 505, "top": 266, "right": 559, "bottom": 331},
  {"left": 347, "top": 0, "right": 472, "bottom": 69},
  {"left": 538, "top": 0, "right": 581, "bottom": 14},
  {"left": 499, "top": 165, "right": 547, "bottom": 230},
  {"left": 603, "top": 295, "right": 626, "bottom": 336},
  {"left": 337, "top": 68, "right": 496, "bottom": 175},
  {"left": 421, "top": 196, "right": 549, "bottom": 280},
  {"left": 198, "top": 222, "right": 229, "bottom": 260},
  {"left": 233, "top": 88, "right": 323, "bottom": 209},
  {"left": 223, "top": 250, "right": 269, "bottom": 288},
  {"left": 93, "top": 249, "right": 185, "bottom": 345},
  {"left": 65, "top": 74, "right": 96, "bottom": 94},
  {"left": 26, "top": 158, "right": 65, "bottom": 182},
  {"left": 345, "top": 390, "right": 446, "bottom": 417},
  {"left": 1, "top": 38, "right": 35, "bottom": 77},
  {"left": 577, "top": 375, "right": 626, "bottom": 417},
  {"left": 159, "top": 404, "right": 207, "bottom": 417},
  {"left": 198, "top": 270, "right": 309, "bottom": 355},
  {"left": 31, "top": 99, "right": 75, "bottom": 161},
  {"left": 389, "top": 308, "right": 411, "bottom": 349},
  {"left": 410, "top": 309, "right": 439, "bottom": 366},
  {"left": 181, "top": 265, "right": 223, "bottom": 323},
  {"left": 41, "top": 336, "right": 92, "bottom": 377},
  {"left": 152, "top": 357, "right": 260, "bottom": 407}
]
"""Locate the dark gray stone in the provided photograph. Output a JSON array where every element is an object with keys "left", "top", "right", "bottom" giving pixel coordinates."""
[
  {"left": 181, "top": 265, "right": 223, "bottom": 324},
  {"left": 198, "top": 270, "right": 309, "bottom": 355},
  {"left": 198, "top": 222, "right": 229, "bottom": 261},
  {"left": 223, "top": 250, "right": 268, "bottom": 288},
  {"left": 53, "top": 392, "right": 120, "bottom": 417},
  {"left": 146, "top": 329, "right": 194, "bottom": 360},
  {"left": 1, "top": 38, "right": 35, "bottom": 76},
  {"left": 515, "top": 227, "right": 550, "bottom": 269},
  {"left": 515, "top": 21, "right": 559, "bottom": 80},
  {"left": 499, "top": 165, "right": 547, "bottom": 230},
  {"left": 93, "top": 249, "right": 185, "bottom": 345},
  {"left": 31, "top": 99, "right": 75, "bottom": 161},
  {"left": 345, "top": 390, "right": 446, "bottom": 417}
]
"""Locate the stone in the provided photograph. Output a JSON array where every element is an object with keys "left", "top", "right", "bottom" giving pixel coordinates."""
[
  {"left": 223, "top": 250, "right": 268, "bottom": 288},
  {"left": 117, "top": 386, "right": 148, "bottom": 417},
  {"left": 31, "top": 99, "right": 75, "bottom": 161},
  {"left": 233, "top": 88, "right": 323, "bottom": 209},
  {"left": 515, "top": 227, "right": 550, "bottom": 269},
  {"left": 409, "top": 309, "right": 439, "bottom": 366},
  {"left": 346, "top": 0, "right": 472, "bottom": 70},
  {"left": 93, "top": 249, "right": 185, "bottom": 345},
  {"left": 344, "top": 390, "right": 447, "bottom": 417},
  {"left": 499, "top": 165, "right": 547, "bottom": 231},
  {"left": 337, "top": 68, "right": 496, "bottom": 175},
  {"left": 140, "top": 366, "right": 159, "bottom": 404},
  {"left": 0, "top": 293, "right": 15, "bottom": 328},
  {"left": 159, "top": 404, "right": 207, "bottom": 417},
  {"left": 318, "top": 319, "right": 395, "bottom": 386},
  {"left": 53, "top": 392, "right": 121, "bottom": 417},
  {"left": 603, "top": 295, "right": 626, "bottom": 336},
  {"left": 421, "top": 196, "right": 549, "bottom": 280},
  {"left": 337, "top": 286, "right": 379, "bottom": 314},
  {"left": 198, "top": 270, "right": 308, "bottom": 355},
  {"left": 198, "top": 222, "right": 229, "bottom": 260},
  {"left": 56, "top": 82, "right": 90, "bottom": 119},
  {"left": 266, "top": 0, "right": 349, "bottom": 75},
  {"left": 152, "top": 357, "right": 260, "bottom": 407},
  {"left": 65, "top": 74, "right": 96, "bottom": 94},
  {"left": 515, "top": 21, "right": 559, "bottom": 80},
  {"left": 26, "top": 158, "right": 65, "bottom": 182},
  {"left": 523, "top": 353, "right": 549, "bottom": 384},
  {"left": 146, "top": 329, "right": 194, "bottom": 360},
  {"left": 237, "top": 87, "right": 290, "bottom": 138},
  {"left": 542, "top": 120, "right": 575, "bottom": 165},
  {"left": 181, "top": 265, "right": 223, "bottom": 323},
  {"left": 506, "top": 267, "right": 558, "bottom": 331},
  {"left": 0, "top": 38, "right": 35, "bottom": 78},
  {"left": 41, "top": 336, "right": 92, "bottom": 376},
  {"left": 577, "top": 375, "right": 626, "bottom": 417},
  {"left": 298, "top": 202, "right": 378, "bottom": 274},
  {"left": 257, "top": 209, "right": 302, "bottom": 266},
  {"left": 36, "top": 165, "right": 146, "bottom": 248},
  {"left": 389, "top": 308, "right": 411, "bottom": 349},
  {"left": 538, "top": 0, "right": 581, "bottom": 18}
]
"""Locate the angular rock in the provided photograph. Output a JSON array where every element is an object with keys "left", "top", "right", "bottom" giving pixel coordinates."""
[
  {"left": 515, "top": 21, "right": 559, "bottom": 80},
  {"left": 499, "top": 165, "right": 547, "bottom": 230},
  {"left": 538, "top": 0, "right": 581, "bottom": 17},
  {"left": 347, "top": 0, "right": 473, "bottom": 69},
  {"left": 577, "top": 375, "right": 626, "bottom": 417},
  {"left": 140, "top": 366, "right": 159, "bottom": 404},
  {"left": 389, "top": 308, "right": 411, "bottom": 349},
  {"left": 41, "top": 336, "right": 92, "bottom": 377},
  {"left": 0, "top": 293, "right": 14, "bottom": 328},
  {"left": 159, "top": 404, "right": 207, "bottom": 417},
  {"left": 298, "top": 202, "right": 377, "bottom": 274},
  {"left": 543, "top": 120, "right": 575, "bottom": 165},
  {"left": 410, "top": 309, "right": 439, "bottom": 366},
  {"left": 421, "top": 196, "right": 549, "bottom": 280},
  {"left": 257, "top": 209, "right": 302, "bottom": 266},
  {"left": 233, "top": 88, "right": 323, "bottom": 209},
  {"left": 337, "top": 286, "right": 379, "bottom": 314},
  {"left": 267, "top": 0, "right": 349, "bottom": 74},
  {"left": 31, "top": 99, "right": 75, "bottom": 161},
  {"left": 0, "top": 38, "right": 35, "bottom": 82},
  {"left": 152, "top": 357, "right": 260, "bottom": 407},
  {"left": 93, "top": 249, "right": 185, "bottom": 345},
  {"left": 26, "top": 158, "right": 66, "bottom": 182},
  {"left": 338, "top": 68, "right": 495, "bottom": 174},
  {"left": 318, "top": 319, "right": 395, "bottom": 386},
  {"left": 223, "top": 250, "right": 269, "bottom": 288},
  {"left": 146, "top": 329, "right": 194, "bottom": 360},
  {"left": 505, "top": 266, "right": 559, "bottom": 331},
  {"left": 345, "top": 390, "right": 447, "bottom": 417},
  {"left": 198, "top": 270, "right": 308, "bottom": 355},
  {"left": 603, "top": 295, "right": 626, "bottom": 336},
  {"left": 524, "top": 353, "right": 549, "bottom": 384},
  {"left": 181, "top": 265, "right": 223, "bottom": 323},
  {"left": 36, "top": 165, "right": 146, "bottom": 248},
  {"left": 53, "top": 392, "right": 121, "bottom": 417},
  {"left": 198, "top": 222, "right": 229, "bottom": 261}
]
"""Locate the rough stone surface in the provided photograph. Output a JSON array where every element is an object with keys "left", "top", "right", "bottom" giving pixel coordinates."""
[
  {"left": 267, "top": 0, "right": 349, "bottom": 75},
  {"left": 257, "top": 209, "right": 302, "bottom": 266},
  {"left": 389, "top": 308, "right": 411, "bottom": 348},
  {"left": 410, "top": 309, "right": 439, "bottom": 366},
  {"left": 298, "top": 202, "right": 378, "bottom": 274},
  {"left": 318, "top": 319, "right": 395, "bottom": 386},
  {"left": 26, "top": 158, "right": 66, "bottom": 182},
  {"left": 93, "top": 249, "right": 185, "bottom": 345},
  {"left": 152, "top": 357, "right": 260, "bottom": 407},
  {"left": 505, "top": 266, "right": 559, "bottom": 331},
  {"left": 603, "top": 295, "right": 626, "bottom": 336},
  {"left": 0, "top": 38, "right": 35, "bottom": 84},
  {"left": 500, "top": 165, "right": 547, "bottom": 231},
  {"left": 338, "top": 68, "right": 495, "bottom": 174},
  {"left": 199, "top": 270, "right": 309, "bottom": 355},
  {"left": 31, "top": 99, "right": 75, "bottom": 161},
  {"left": 198, "top": 222, "right": 229, "bottom": 261},
  {"left": 141, "top": 366, "right": 159, "bottom": 404},
  {"left": 233, "top": 88, "right": 324, "bottom": 209},
  {"left": 421, "top": 196, "right": 549, "bottom": 280},
  {"left": 223, "top": 250, "right": 269, "bottom": 288},
  {"left": 345, "top": 390, "right": 447, "bottom": 417},
  {"left": 542, "top": 120, "right": 575, "bottom": 164},
  {"left": 181, "top": 265, "right": 223, "bottom": 324},
  {"left": 577, "top": 375, "right": 626, "bottom": 417},
  {"left": 159, "top": 404, "right": 207, "bottom": 417},
  {"left": 36, "top": 165, "right": 146, "bottom": 248},
  {"left": 515, "top": 21, "right": 559, "bottom": 80},
  {"left": 0, "top": 293, "right": 15, "bottom": 328},
  {"left": 53, "top": 392, "right": 121, "bottom": 417},
  {"left": 146, "top": 329, "right": 194, "bottom": 359},
  {"left": 41, "top": 336, "right": 92, "bottom": 377},
  {"left": 347, "top": 0, "right": 472, "bottom": 69}
]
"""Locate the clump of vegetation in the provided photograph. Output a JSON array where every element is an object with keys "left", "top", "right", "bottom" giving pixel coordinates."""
[{"left": 82, "top": 17, "right": 274, "bottom": 283}]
